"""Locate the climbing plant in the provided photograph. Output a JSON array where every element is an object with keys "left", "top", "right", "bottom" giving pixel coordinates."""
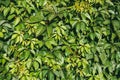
[{"left": 0, "top": 0, "right": 120, "bottom": 80}]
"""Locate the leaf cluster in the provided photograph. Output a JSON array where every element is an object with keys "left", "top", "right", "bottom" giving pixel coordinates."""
[{"left": 0, "top": 0, "right": 120, "bottom": 80}]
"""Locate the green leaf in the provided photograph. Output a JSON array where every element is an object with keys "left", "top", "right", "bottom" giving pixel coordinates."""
[
  {"left": 30, "top": 43, "right": 34, "bottom": 50},
  {"left": 0, "top": 41, "right": 3, "bottom": 50},
  {"left": 99, "top": 53, "right": 107, "bottom": 64},
  {"left": 0, "top": 1, "right": 119, "bottom": 79},
  {"left": 15, "top": 23, "right": 25, "bottom": 31},
  {"left": 0, "top": 20, "right": 6, "bottom": 25},
  {"left": 15, "top": 36, "right": 20, "bottom": 43},
  {"left": 27, "top": 11, "right": 44, "bottom": 23},
  {"left": 47, "top": 26, "right": 53, "bottom": 37},
  {"left": 79, "top": 21, "right": 86, "bottom": 32},
  {"left": 42, "top": 70, "right": 48, "bottom": 78},
  {"left": 94, "top": 54, "right": 99, "bottom": 62},
  {"left": 61, "top": 26, "right": 67, "bottom": 30},
  {"left": 26, "top": 59, "right": 32, "bottom": 69},
  {"left": 76, "top": 22, "right": 81, "bottom": 33},
  {"left": 0, "top": 0, "right": 10, "bottom": 6},
  {"left": 82, "top": 58, "right": 88, "bottom": 68},
  {"left": 103, "top": 19, "right": 110, "bottom": 25},
  {"left": 95, "top": 32, "right": 102, "bottom": 40},
  {"left": 7, "top": 14, "right": 15, "bottom": 20},
  {"left": 48, "top": 14, "right": 56, "bottom": 21},
  {"left": 90, "top": 33, "right": 95, "bottom": 40},
  {"left": 104, "top": 43, "right": 111, "bottom": 49},
  {"left": 3, "top": 8, "right": 10, "bottom": 17},
  {"left": 39, "top": 0, "right": 45, "bottom": 6},
  {"left": 10, "top": 7, "right": 15, "bottom": 14},
  {"left": 6, "top": 73, "right": 12, "bottom": 80},
  {"left": 60, "top": 70, "right": 65, "bottom": 79},
  {"left": 86, "top": 53, "right": 93, "bottom": 60},
  {"left": 53, "top": 71, "right": 60, "bottom": 77},
  {"left": 96, "top": 63, "right": 102, "bottom": 73},
  {"left": 35, "top": 57, "right": 42, "bottom": 65},
  {"left": 54, "top": 51, "right": 62, "bottom": 60},
  {"left": 80, "top": 46, "right": 84, "bottom": 53},
  {"left": 0, "top": 32, "right": 4, "bottom": 38},
  {"left": 36, "top": 25, "right": 45, "bottom": 37},
  {"left": 38, "top": 41, "right": 44, "bottom": 48},
  {"left": 19, "top": 36, "right": 22, "bottom": 43},
  {"left": 48, "top": 71, "right": 54, "bottom": 80},
  {"left": 112, "top": 20, "right": 120, "bottom": 31},
  {"left": 33, "top": 61, "right": 39, "bottom": 70},
  {"left": 45, "top": 41, "right": 53, "bottom": 49},
  {"left": 1, "top": 59, "right": 6, "bottom": 65},
  {"left": 14, "top": 17, "right": 20, "bottom": 26},
  {"left": 61, "top": 28, "right": 66, "bottom": 36},
  {"left": 2, "top": 23, "right": 12, "bottom": 28},
  {"left": 39, "top": 71, "right": 43, "bottom": 79},
  {"left": 11, "top": 34, "right": 17, "bottom": 40},
  {"left": 84, "top": 13, "right": 91, "bottom": 20},
  {"left": 24, "top": 50, "right": 30, "bottom": 60},
  {"left": 68, "top": 38, "right": 75, "bottom": 43},
  {"left": 94, "top": 75, "right": 100, "bottom": 80},
  {"left": 20, "top": 76, "right": 26, "bottom": 80},
  {"left": 106, "top": 0, "right": 114, "bottom": 5},
  {"left": 50, "top": 39, "right": 57, "bottom": 46}
]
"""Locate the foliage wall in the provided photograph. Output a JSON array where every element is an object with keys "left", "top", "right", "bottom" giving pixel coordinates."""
[{"left": 0, "top": 0, "right": 120, "bottom": 80}]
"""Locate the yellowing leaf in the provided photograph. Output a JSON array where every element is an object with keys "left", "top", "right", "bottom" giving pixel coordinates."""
[
  {"left": 16, "top": 36, "right": 20, "bottom": 43},
  {"left": 11, "top": 34, "right": 18, "bottom": 39},
  {"left": 19, "top": 36, "right": 23, "bottom": 43},
  {"left": 30, "top": 43, "right": 34, "bottom": 50},
  {"left": 0, "top": 32, "right": 4, "bottom": 38}
]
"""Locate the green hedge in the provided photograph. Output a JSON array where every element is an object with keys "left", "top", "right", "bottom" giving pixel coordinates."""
[{"left": 0, "top": 0, "right": 120, "bottom": 80}]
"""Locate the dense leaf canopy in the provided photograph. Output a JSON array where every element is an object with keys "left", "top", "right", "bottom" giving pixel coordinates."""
[{"left": 0, "top": 0, "right": 120, "bottom": 80}]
